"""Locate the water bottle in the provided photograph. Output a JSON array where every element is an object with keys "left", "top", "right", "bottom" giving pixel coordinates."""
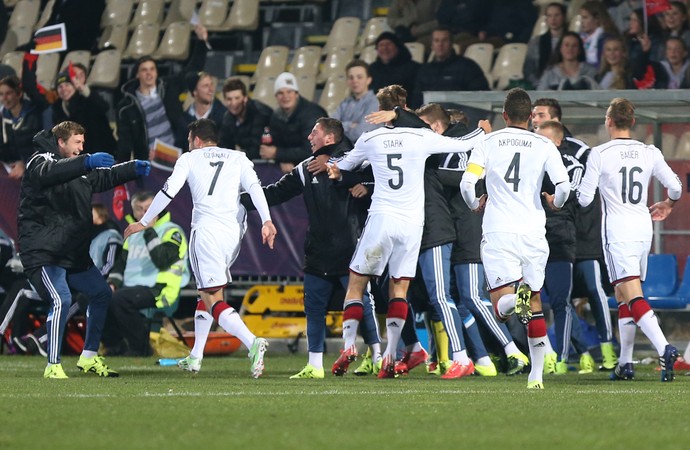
[
  {"left": 261, "top": 127, "right": 272, "bottom": 145},
  {"left": 157, "top": 358, "right": 179, "bottom": 366}
]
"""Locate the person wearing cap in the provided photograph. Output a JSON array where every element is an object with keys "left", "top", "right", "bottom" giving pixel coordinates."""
[
  {"left": 116, "top": 24, "right": 209, "bottom": 162},
  {"left": 218, "top": 77, "right": 272, "bottom": 160},
  {"left": 369, "top": 31, "right": 420, "bottom": 99},
  {"left": 260, "top": 72, "right": 327, "bottom": 173},
  {"left": 182, "top": 71, "right": 225, "bottom": 139},
  {"left": 52, "top": 69, "right": 117, "bottom": 156}
]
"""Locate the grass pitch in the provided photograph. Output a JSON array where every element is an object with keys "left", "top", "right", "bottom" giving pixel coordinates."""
[{"left": 1, "top": 353, "right": 689, "bottom": 450}]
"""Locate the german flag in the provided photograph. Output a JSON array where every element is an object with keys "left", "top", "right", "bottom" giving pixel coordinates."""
[{"left": 31, "top": 23, "right": 67, "bottom": 54}]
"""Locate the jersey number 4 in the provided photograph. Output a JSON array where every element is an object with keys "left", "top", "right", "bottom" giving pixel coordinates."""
[
  {"left": 619, "top": 166, "right": 643, "bottom": 204},
  {"left": 504, "top": 153, "right": 521, "bottom": 192},
  {"left": 387, "top": 154, "right": 403, "bottom": 190},
  {"left": 208, "top": 161, "right": 224, "bottom": 195}
]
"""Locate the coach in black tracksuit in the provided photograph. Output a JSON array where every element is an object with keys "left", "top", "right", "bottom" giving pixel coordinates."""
[
  {"left": 19, "top": 123, "right": 147, "bottom": 375},
  {"left": 240, "top": 117, "right": 379, "bottom": 376}
]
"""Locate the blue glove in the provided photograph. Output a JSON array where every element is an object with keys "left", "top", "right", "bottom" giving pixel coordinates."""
[
  {"left": 134, "top": 160, "right": 151, "bottom": 176},
  {"left": 84, "top": 152, "right": 115, "bottom": 170}
]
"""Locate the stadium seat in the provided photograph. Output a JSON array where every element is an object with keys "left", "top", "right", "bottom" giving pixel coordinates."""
[
  {"left": 251, "top": 75, "right": 278, "bottom": 110},
  {"left": 198, "top": 0, "right": 231, "bottom": 32},
  {"left": 673, "top": 132, "right": 690, "bottom": 160},
  {"left": 568, "top": 14, "right": 582, "bottom": 32},
  {"left": 531, "top": 14, "right": 548, "bottom": 38},
  {"left": 8, "top": 0, "right": 41, "bottom": 30},
  {"left": 152, "top": 21, "right": 192, "bottom": 61},
  {"left": 0, "top": 31, "right": 20, "bottom": 60},
  {"left": 405, "top": 42, "right": 425, "bottom": 64},
  {"left": 491, "top": 43, "right": 528, "bottom": 90},
  {"left": 249, "top": 45, "right": 289, "bottom": 86},
  {"left": 35, "top": 52, "right": 60, "bottom": 89},
  {"left": 34, "top": 0, "right": 56, "bottom": 30},
  {"left": 222, "top": 0, "right": 261, "bottom": 32},
  {"left": 322, "top": 17, "right": 360, "bottom": 54},
  {"left": 87, "top": 49, "right": 122, "bottom": 88},
  {"left": 357, "top": 17, "right": 392, "bottom": 52},
  {"left": 98, "top": 24, "right": 129, "bottom": 51},
  {"left": 359, "top": 44, "right": 377, "bottom": 64},
  {"left": 122, "top": 22, "right": 161, "bottom": 60},
  {"left": 100, "top": 0, "right": 134, "bottom": 29},
  {"left": 60, "top": 50, "right": 91, "bottom": 71},
  {"left": 464, "top": 42, "right": 495, "bottom": 84},
  {"left": 289, "top": 45, "right": 322, "bottom": 78},
  {"left": 161, "top": 0, "right": 197, "bottom": 28},
  {"left": 129, "top": 0, "right": 165, "bottom": 30},
  {"left": 294, "top": 73, "right": 316, "bottom": 101},
  {"left": 317, "top": 46, "right": 354, "bottom": 85},
  {"left": 1, "top": 51, "right": 24, "bottom": 77},
  {"left": 318, "top": 74, "right": 349, "bottom": 116},
  {"left": 643, "top": 254, "right": 678, "bottom": 298},
  {"left": 647, "top": 256, "right": 690, "bottom": 310}
]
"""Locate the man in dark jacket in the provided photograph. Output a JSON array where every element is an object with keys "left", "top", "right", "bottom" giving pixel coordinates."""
[
  {"left": 218, "top": 77, "right": 272, "bottom": 160},
  {"left": 410, "top": 27, "right": 489, "bottom": 108},
  {"left": 259, "top": 72, "right": 327, "bottom": 173},
  {"left": 181, "top": 71, "right": 225, "bottom": 146},
  {"left": 369, "top": 31, "right": 420, "bottom": 99},
  {"left": 242, "top": 117, "right": 381, "bottom": 379},
  {"left": 18, "top": 121, "right": 150, "bottom": 378},
  {"left": 115, "top": 25, "right": 208, "bottom": 162}
]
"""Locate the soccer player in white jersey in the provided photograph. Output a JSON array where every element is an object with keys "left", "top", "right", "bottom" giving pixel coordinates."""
[
  {"left": 460, "top": 88, "right": 570, "bottom": 389},
  {"left": 124, "top": 119, "right": 277, "bottom": 378},
  {"left": 577, "top": 98, "right": 683, "bottom": 382},
  {"left": 327, "top": 85, "right": 490, "bottom": 378}
]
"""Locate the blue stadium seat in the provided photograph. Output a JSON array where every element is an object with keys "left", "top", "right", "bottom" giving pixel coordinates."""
[
  {"left": 642, "top": 253, "right": 678, "bottom": 298},
  {"left": 648, "top": 255, "right": 690, "bottom": 310}
]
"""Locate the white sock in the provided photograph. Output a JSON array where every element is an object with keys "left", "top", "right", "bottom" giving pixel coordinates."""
[
  {"left": 528, "top": 336, "right": 546, "bottom": 383},
  {"left": 477, "top": 356, "right": 492, "bottom": 367},
  {"left": 217, "top": 307, "right": 255, "bottom": 349},
  {"left": 81, "top": 350, "right": 97, "bottom": 359},
  {"left": 371, "top": 343, "right": 382, "bottom": 363},
  {"left": 684, "top": 341, "right": 690, "bottom": 361},
  {"left": 407, "top": 341, "right": 423, "bottom": 353},
  {"left": 504, "top": 341, "right": 520, "bottom": 356},
  {"left": 342, "top": 319, "right": 360, "bottom": 349},
  {"left": 190, "top": 310, "right": 213, "bottom": 360},
  {"left": 382, "top": 317, "right": 404, "bottom": 362},
  {"left": 453, "top": 350, "right": 470, "bottom": 365},
  {"left": 618, "top": 317, "right": 637, "bottom": 364},
  {"left": 635, "top": 310, "right": 669, "bottom": 355},
  {"left": 308, "top": 352, "right": 323, "bottom": 369},
  {"left": 497, "top": 294, "right": 516, "bottom": 318}
]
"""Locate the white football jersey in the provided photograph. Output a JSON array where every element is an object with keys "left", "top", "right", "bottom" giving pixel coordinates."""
[
  {"left": 577, "top": 139, "right": 682, "bottom": 243},
  {"left": 338, "top": 126, "right": 484, "bottom": 225},
  {"left": 468, "top": 127, "right": 568, "bottom": 235},
  {"left": 161, "top": 146, "right": 260, "bottom": 229}
]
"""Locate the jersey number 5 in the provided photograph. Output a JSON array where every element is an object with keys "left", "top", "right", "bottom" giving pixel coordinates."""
[
  {"left": 208, "top": 161, "right": 224, "bottom": 195},
  {"left": 619, "top": 166, "right": 643, "bottom": 204},
  {"left": 387, "top": 154, "right": 403, "bottom": 190},
  {"left": 504, "top": 153, "right": 521, "bottom": 192}
]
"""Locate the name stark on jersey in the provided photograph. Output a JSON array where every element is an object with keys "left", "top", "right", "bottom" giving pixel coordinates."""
[
  {"left": 498, "top": 138, "right": 532, "bottom": 148},
  {"left": 383, "top": 139, "right": 403, "bottom": 149}
]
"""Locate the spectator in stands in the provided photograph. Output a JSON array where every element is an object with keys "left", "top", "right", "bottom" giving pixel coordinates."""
[
  {"left": 595, "top": 36, "right": 637, "bottom": 89},
  {"left": 410, "top": 27, "right": 489, "bottom": 108},
  {"left": 332, "top": 60, "right": 379, "bottom": 143},
  {"left": 537, "top": 32, "right": 599, "bottom": 90},
  {"left": 387, "top": 0, "right": 441, "bottom": 47},
  {"left": 0, "top": 63, "right": 14, "bottom": 81},
  {"left": 524, "top": 2, "right": 568, "bottom": 89},
  {"left": 115, "top": 24, "right": 209, "bottom": 162},
  {"left": 478, "top": 0, "right": 538, "bottom": 46},
  {"left": 369, "top": 31, "right": 420, "bottom": 99},
  {"left": 102, "top": 191, "right": 190, "bottom": 356},
  {"left": 579, "top": 1, "right": 620, "bottom": 70},
  {"left": 0, "top": 75, "right": 43, "bottom": 178},
  {"left": 218, "top": 78, "right": 272, "bottom": 161},
  {"left": 260, "top": 72, "right": 327, "bottom": 173},
  {"left": 606, "top": 0, "right": 639, "bottom": 34},
  {"left": 662, "top": 1, "right": 690, "bottom": 51},
  {"left": 625, "top": 8, "right": 668, "bottom": 89},
  {"left": 52, "top": 69, "right": 117, "bottom": 156},
  {"left": 182, "top": 71, "right": 225, "bottom": 135},
  {"left": 659, "top": 37, "right": 690, "bottom": 88},
  {"left": 436, "top": 0, "right": 488, "bottom": 50}
]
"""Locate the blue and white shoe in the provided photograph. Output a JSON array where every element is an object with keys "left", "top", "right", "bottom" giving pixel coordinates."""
[
  {"left": 610, "top": 362, "right": 634, "bottom": 381},
  {"left": 660, "top": 344, "right": 679, "bottom": 382}
]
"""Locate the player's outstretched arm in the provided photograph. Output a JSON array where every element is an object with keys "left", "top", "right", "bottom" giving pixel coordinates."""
[
  {"left": 262, "top": 220, "right": 277, "bottom": 249},
  {"left": 649, "top": 198, "right": 676, "bottom": 221}
]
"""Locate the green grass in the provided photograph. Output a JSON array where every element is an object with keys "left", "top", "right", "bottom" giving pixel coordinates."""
[{"left": 1, "top": 354, "right": 689, "bottom": 450}]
